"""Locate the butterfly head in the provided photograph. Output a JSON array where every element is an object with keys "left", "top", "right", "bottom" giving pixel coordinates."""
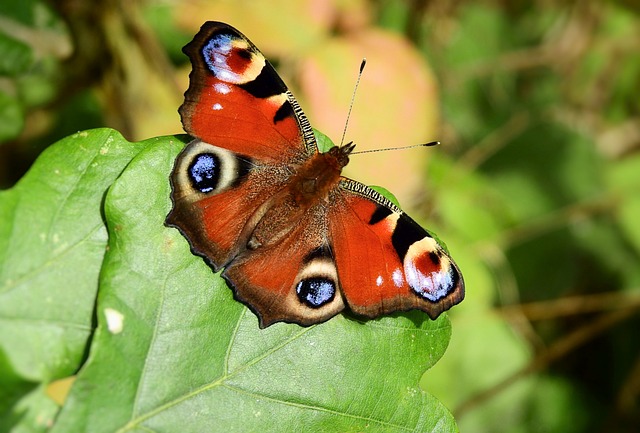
[{"left": 327, "top": 142, "right": 356, "bottom": 169}]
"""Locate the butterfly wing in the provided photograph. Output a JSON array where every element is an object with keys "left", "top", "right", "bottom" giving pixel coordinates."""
[
  {"left": 328, "top": 179, "right": 465, "bottom": 320},
  {"left": 221, "top": 208, "right": 346, "bottom": 328},
  {"left": 167, "top": 22, "right": 317, "bottom": 268},
  {"left": 180, "top": 21, "right": 317, "bottom": 160}
]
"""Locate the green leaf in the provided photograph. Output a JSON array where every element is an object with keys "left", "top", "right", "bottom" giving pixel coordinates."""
[
  {"left": 313, "top": 128, "right": 334, "bottom": 153},
  {"left": 51, "top": 137, "right": 458, "bottom": 432},
  {"left": 0, "top": 91, "right": 24, "bottom": 142},
  {"left": 0, "top": 129, "right": 153, "bottom": 384},
  {"left": 0, "top": 383, "right": 59, "bottom": 433},
  {"left": 608, "top": 153, "right": 640, "bottom": 255},
  {"left": 0, "top": 31, "right": 33, "bottom": 76},
  {"left": 1, "top": 129, "right": 457, "bottom": 431},
  {"left": 369, "top": 185, "right": 401, "bottom": 208}
]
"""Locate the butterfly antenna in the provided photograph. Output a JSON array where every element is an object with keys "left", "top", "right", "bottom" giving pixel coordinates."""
[
  {"left": 350, "top": 141, "right": 440, "bottom": 155},
  {"left": 339, "top": 58, "right": 367, "bottom": 147}
]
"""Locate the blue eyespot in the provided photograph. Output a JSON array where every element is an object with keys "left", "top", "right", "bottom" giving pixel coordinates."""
[
  {"left": 202, "top": 34, "right": 233, "bottom": 73},
  {"left": 188, "top": 153, "right": 219, "bottom": 193},
  {"left": 296, "top": 278, "right": 335, "bottom": 308}
]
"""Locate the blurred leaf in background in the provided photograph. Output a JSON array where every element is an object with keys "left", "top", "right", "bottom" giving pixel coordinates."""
[
  {"left": 0, "top": 0, "right": 72, "bottom": 184},
  {"left": 1, "top": 0, "right": 639, "bottom": 432},
  {"left": 414, "top": 2, "right": 640, "bottom": 432}
]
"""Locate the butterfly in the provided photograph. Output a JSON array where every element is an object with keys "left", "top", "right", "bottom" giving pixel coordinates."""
[{"left": 166, "top": 22, "right": 464, "bottom": 328}]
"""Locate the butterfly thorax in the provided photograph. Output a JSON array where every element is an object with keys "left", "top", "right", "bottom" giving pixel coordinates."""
[{"left": 289, "top": 144, "right": 354, "bottom": 206}]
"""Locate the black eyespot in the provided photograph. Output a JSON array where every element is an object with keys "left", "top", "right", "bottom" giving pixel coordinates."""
[
  {"left": 391, "top": 214, "right": 431, "bottom": 261},
  {"left": 236, "top": 48, "right": 252, "bottom": 60},
  {"left": 188, "top": 153, "right": 220, "bottom": 193},
  {"left": 410, "top": 264, "right": 459, "bottom": 302},
  {"left": 429, "top": 252, "right": 440, "bottom": 266},
  {"left": 296, "top": 278, "right": 335, "bottom": 308}
]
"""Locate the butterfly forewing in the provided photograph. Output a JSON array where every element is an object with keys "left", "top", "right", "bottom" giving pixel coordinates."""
[
  {"left": 329, "top": 180, "right": 464, "bottom": 319},
  {"left": 179, "top": 21, "right": 317, "bottom": 161}
]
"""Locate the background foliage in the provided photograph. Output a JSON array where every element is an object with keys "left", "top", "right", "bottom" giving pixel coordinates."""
[{"left": 1, "top": 0, "right": 639, "bottom": 432}]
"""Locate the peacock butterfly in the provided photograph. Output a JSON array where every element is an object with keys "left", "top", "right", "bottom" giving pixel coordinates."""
[{"left": 166, "top": 22, "right": 464, "bottom": 328}]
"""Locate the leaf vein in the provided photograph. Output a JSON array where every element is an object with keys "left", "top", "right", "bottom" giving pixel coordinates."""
[{"left": 221, "top": 384, "right": 417, "bottom": 432}]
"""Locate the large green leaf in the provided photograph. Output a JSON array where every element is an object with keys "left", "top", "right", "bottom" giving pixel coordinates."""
[
  {"left": 51, "top": 136, "right": 457, "bottom": 432},
  {"left": 0, "top": 129, "right": 154, "bottom": 384}
]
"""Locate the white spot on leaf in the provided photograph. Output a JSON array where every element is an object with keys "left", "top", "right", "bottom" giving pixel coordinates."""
[{"left": 105, "top": 308, "right": 124, "bottom": 334}]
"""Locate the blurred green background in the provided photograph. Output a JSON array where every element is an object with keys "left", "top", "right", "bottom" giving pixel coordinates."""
[{"left": 1, "top": 0, "right": 639, "bottom": 432}]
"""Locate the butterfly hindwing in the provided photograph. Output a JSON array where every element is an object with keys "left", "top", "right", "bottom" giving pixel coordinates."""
[
  {"left": 167, "top": 140, "right": 289, "bottom": 268},
  {"left": 222, "top": 216, "right": 346, "bottom": 328}
]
